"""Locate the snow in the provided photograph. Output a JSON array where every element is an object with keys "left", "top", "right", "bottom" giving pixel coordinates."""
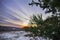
[
  {"left": 0, "top": 31, "right": 32, "bottom": 40},
  {"left": 0, "top": 31, "right": 52, "bottom": 40}
]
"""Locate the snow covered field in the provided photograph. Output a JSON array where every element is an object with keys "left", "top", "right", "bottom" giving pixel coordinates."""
[{"left": 0, "top": 31, "right": 50, "bottom": 40}]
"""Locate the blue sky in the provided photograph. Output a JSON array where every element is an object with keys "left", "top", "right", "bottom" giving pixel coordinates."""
[{"left": 0, "top": 0, "right": 51, "bottom": 27}]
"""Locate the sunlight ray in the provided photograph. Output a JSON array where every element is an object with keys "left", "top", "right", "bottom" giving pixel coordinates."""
[
  {"left": 0, "top": 15, "right": 22, "bottom": 26},
  {"left": 0, "top": 21, "right": 20, "bottom": 27},
  {"left": 4, "top": 5, "right": 21, "bottom": 20},
  {"left": 4, "top": 20, "right": 21, "bottom": 26},
  {"left": 6, "top": 6, "right": 30, "bottom": 20},
  {"left": 3, "top": 2, "right": 30, "bottom": 20},
  {"left": 13, "top": 0, "right": 33, "bottom": 16},
  {"left": 5, "top": 10, "right": 24, "bottom": 21},
  {"left": 0, "top": 23, "right": 20, "bottom": 27},
  {"left": 3, "top": 16, "right": 29, "bottom": 27},
  {"left": 13, "top": 0, "right": 30, "bottom": 18}
]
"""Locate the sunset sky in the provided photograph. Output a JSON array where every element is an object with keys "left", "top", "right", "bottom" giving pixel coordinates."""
[{"left": 0, "top": 0, "right": 52, "bottom": 28}]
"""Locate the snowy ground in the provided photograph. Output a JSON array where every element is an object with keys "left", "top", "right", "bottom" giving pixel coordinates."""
[{"left": 0, "top": 31, "right": 49, "bottom": 40}]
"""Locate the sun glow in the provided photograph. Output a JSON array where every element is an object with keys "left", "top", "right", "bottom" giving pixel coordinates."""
[
  {"left": 21, "top": 23, "right": 28, "bottom": 26},
  {"left": 21, "top": 21, "right": 29, "bottom": 26}
]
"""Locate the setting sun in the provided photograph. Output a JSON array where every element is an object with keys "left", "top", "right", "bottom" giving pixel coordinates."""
[
  {"left": 21, "top": 21, "right": 29, "bottom": 26},
  {"left": 21, "top": 23, "right": 28, "bottom": 26}
]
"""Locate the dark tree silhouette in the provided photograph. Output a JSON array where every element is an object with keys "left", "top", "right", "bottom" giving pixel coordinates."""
[{"left": 28, "top": 0, "right": 60, "bottom": 40}]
